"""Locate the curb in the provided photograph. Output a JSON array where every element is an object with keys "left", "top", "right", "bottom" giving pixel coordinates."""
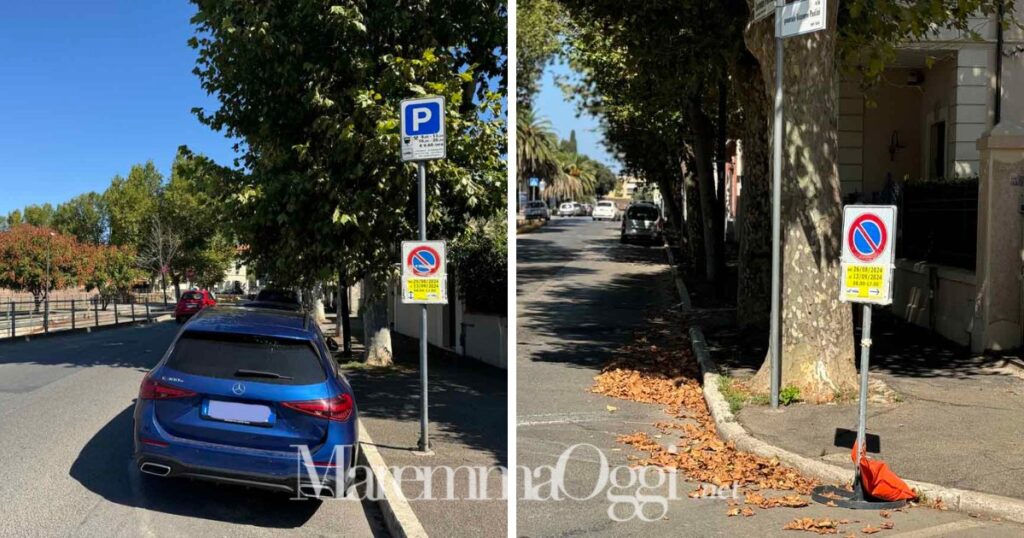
[
  {"left": 356, "top": 419, "right": 429, "bottom": 538},
  {"left": 0, "top": 313, "right": 173, "bottom": 344},
  {"left": 664, "top": 250, "right": 1024, "bottom": 525}
]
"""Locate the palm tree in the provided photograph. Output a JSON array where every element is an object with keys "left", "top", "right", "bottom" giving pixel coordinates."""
[
  {"left": 517, "top": 107, "right": 561, "bottom": 184},
  {"left": 547, "top": 151, "right": 597, "bottom": 201}
]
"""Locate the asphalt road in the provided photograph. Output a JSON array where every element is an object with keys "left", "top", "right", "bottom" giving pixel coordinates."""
[
  {"left": 516, "top": 217, "right": 1024, "bottom": 537},
  {"left": 0, "top": 321, "right": 385, "bottom": 537}
]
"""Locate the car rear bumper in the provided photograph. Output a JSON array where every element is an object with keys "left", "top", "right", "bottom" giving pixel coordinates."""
[
  {"left": 133, "top": 402, "right": 357, "bottom": 495},
  {"left": 135, "top": 453, "right": 343, "bottom": 495}
]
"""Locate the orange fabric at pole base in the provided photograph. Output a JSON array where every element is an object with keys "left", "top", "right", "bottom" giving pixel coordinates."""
[{"left": 851, "top": 444, "right": 917, "bottom": 502}]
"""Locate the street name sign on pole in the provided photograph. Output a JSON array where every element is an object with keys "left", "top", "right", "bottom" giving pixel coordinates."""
[
  {"left": 400, "top": 95, "right": 447, "bottom": 454},
  {"left": 781, "top": 0, "right": 826, "bottom": 38},
  {"left": 810, "top": 204, "right": 904, "bottom": 510},
  {"left": 752, "top": 0, "right": 774, "bottom": 22}
]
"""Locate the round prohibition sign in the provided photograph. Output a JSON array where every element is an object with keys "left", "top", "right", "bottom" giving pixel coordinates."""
[
  {"left": 847, "top": 213, "right": 888, "bottom": 262},
  {"left": 407, "top": 246, "right": 441, "bottom": 277}
]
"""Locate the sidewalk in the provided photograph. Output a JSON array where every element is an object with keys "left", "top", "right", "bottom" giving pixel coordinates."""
[
  {"left": 702, "top": 308, "right": 1024, "bottom": 501},
  {"left": 321, "top": 315, "right": 507, "bottom": 538}
]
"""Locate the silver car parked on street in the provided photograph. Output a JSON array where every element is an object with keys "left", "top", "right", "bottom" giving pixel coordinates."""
[{"left": 620, "top": 202, "right": 663, "bottom": 244}]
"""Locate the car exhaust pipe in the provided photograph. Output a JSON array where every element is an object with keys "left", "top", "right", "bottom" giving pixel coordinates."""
[
  {"left": 139, "top": 462, "right": 171, "bottom": 477},
  {"left": 298, "top": 484, "right": 335, "bottom": 498}
]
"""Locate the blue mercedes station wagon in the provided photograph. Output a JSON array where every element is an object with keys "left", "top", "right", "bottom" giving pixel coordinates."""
[{"left": 133, "top": 307, "right": 358, "bottom": 498}]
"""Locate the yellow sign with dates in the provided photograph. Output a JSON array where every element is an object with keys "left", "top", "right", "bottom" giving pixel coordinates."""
[
  {"left": 840, "top": 264, "right": 890, "bottom": 304},
  {"left": 402, "top": 276, "right": 446, "bottom": 304}
]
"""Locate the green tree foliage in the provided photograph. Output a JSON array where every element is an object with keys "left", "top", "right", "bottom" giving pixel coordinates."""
[
  {"left": 188, "top": 0, "right": 506, "bottom": 289},
  {"left": 517, "top": 107, "right": 561, "bottom": 186},
  {"left": 5, "top": 210, "right": 23, "bottom": 228},
  {"left": 83, "top": 244, "right": 143, "bottom": 308},
  {"left": 23, "top": 203, "right": 55, "bottom": 227},
  {"left": 838, "top": 0, "right": 1019, "bottom": 86},
  {"left": 104, "top": 162, "right": 163, "bottom": 248},
  {"left": 0, "top": 226, "right": 84, "bottom": 308},
  {"left": 160, "top": 150, "right": 236, "bottom": 292},
  {"left": 53, "top": 192, "right": 107, "bottom": 244},
  {"left": 518, "top": 0, "right": 565, "bottom": 105},
  {"left": 450, "top": 218, "right": 507, "bottom": 315}
]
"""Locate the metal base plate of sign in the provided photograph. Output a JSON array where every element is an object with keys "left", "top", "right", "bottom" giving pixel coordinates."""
[{"left": 811, "top": 484, "right": 907, "bottom": 510}]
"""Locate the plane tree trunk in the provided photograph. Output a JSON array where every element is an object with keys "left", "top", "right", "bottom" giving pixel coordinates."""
[
  {"left": 362, "top": 273, "right": 393, "bottom": 367},
  {"left": 688, "top": 98, "right": 724, "bottom": 285},
  {"left": 734, "top": 50, "right": 773, "bottom": 332},
  {"left": 745, "top": 2, "right": 858, "bottom": 402}
]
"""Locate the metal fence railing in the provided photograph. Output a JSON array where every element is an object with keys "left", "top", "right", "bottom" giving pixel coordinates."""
[{"left": 0, "top": 296, "right": 174, "bottom": 340}]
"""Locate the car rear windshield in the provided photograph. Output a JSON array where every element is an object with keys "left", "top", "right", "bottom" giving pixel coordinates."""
[
  {"left": 627, "top": 206, "right": 659, "bottom": 220},
  {"left": 166, "top": 331, "right": 326, "bottom": 385},
  {"left": 528, "top": 201, "right": 546, "bottom": 208},
  {"left": 257, "top": 289, "right": 299, "bottom": 304},
  {"left": 597, "top": 202, "right": 614, "bottom": 207},
  {"left": 181, "top": 292, "right": 202, "bottom": 301}
]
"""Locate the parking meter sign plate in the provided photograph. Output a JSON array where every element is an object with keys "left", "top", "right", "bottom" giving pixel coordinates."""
[
  {"left": 401, "top": 96, "right": 446, "bottom": 162},
  {"left": 840, "top": 205, "right": 896, "bottom": 305},
  {"left": 401, "top": 241, "right": 447, "bottom": 304}
]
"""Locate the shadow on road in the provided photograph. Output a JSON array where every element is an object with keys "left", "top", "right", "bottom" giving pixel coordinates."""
[
  {"left": 344, "top": 333, "right": 508, "bottom": 465},
  {"left": 518, "top": 227, "right": 674, "bottom": 371},
  {"left": 69, "top": 404, "right": 329, "bottom": 529}
]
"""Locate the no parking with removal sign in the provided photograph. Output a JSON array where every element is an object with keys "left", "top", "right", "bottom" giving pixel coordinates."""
[
  {"left": 840, "top": 205, "right": 896, "bottom": 305},
  {"left": 401, "top": 241, "right": 447, "bottom": 304}
]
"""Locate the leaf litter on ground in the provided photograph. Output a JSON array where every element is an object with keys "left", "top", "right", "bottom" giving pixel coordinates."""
[{"left": 589, "top": 308, "right": 905, "bottom": 534}]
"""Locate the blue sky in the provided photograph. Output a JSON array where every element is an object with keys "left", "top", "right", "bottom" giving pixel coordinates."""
[
  {"left": 534, "top": 60, "right": 621, "bottom": 173},
  {"left": 0, "top": 1, "right": 237, "bottom": 215}
]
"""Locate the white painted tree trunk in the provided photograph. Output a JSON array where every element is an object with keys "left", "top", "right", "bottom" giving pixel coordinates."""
[{"left": 362, "top": 275, "right": 392, "bottom": 366}]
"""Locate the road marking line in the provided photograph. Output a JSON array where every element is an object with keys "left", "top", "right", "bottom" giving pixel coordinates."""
[{"left": 886, "top": 519, "right": 985, "bottom": 537}]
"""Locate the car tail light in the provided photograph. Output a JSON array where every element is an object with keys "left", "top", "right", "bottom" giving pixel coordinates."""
[
  {"left": 139, "top": 377, "right": 197, "bottom": 400},
  {"left": 283, "top": 394, "right": 354, "bottom": 422}
]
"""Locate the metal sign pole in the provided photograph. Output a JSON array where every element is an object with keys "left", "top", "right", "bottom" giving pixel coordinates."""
[
  {"left": 417, "top": 161, "right": 431, "bottom": 453},
  {"left": 769, "top": 0, "right": 785, "bottom": 409},
  {"left": 856, "top": 303, "right": 871, "bottom": 475}
]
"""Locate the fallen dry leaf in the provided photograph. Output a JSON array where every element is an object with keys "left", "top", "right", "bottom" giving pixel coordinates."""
[
  {"left": 606, "top": 405, "right": 618, "bottom": 412},
  {"left": 879, "top": 510, "right": 890, "bottom": 518},
  {"left": 783, "top": 517, "right": 839, "bottom": 534},
  {"left": 880, "top": 522, "right": 893, "bottom": 530},
  {"left": 861, "top": 526, "right": 881, "bottom": 534}
]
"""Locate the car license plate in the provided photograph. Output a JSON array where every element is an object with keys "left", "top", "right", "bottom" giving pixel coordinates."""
[{"left": 207, "top": 400, "right": 272, "bottom": 425}]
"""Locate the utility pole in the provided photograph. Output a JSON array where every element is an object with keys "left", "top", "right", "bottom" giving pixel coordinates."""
[{"left": 44, "top": 231, "right": 54, "bottom": 332}]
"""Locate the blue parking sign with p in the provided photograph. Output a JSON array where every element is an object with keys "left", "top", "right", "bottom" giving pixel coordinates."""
[
  {"left": 401, "top": 96, "right": 446, "bottom": 161},
  {"left": 404, "top": 101, "right": 441, "bottom": 136}
]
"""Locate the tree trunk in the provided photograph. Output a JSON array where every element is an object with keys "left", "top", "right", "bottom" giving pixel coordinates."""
[
  {"left": 716, "top": 76, "right": 729, "bottom": 244},
  {"left": 682, "top": 155, "right": 706, "bottom": 278},
  {"left": 745, "top": 2, "right": 857, "bottom": 402},
  {"left": 311, "top": 282, "right": 326, "bottom": 323},
  {"left": 654, "top": 172, "right": 682, "bottom": 236},
  {"left": 688, "top": 101, "right": 723, "bottom": 284},
  {"left": 338, "top": 269, "right": 352, "bottom": 358},
  {"left": 362, "top": 274, "right": 393, "bottom": 367},
  {"left": 734, "top": 50, "right": 773, "bottom": 332}
]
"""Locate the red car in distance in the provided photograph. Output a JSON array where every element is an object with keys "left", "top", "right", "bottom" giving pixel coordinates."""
[{"left": 174, "top": 289, "right": 217, "bottom": 323}]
